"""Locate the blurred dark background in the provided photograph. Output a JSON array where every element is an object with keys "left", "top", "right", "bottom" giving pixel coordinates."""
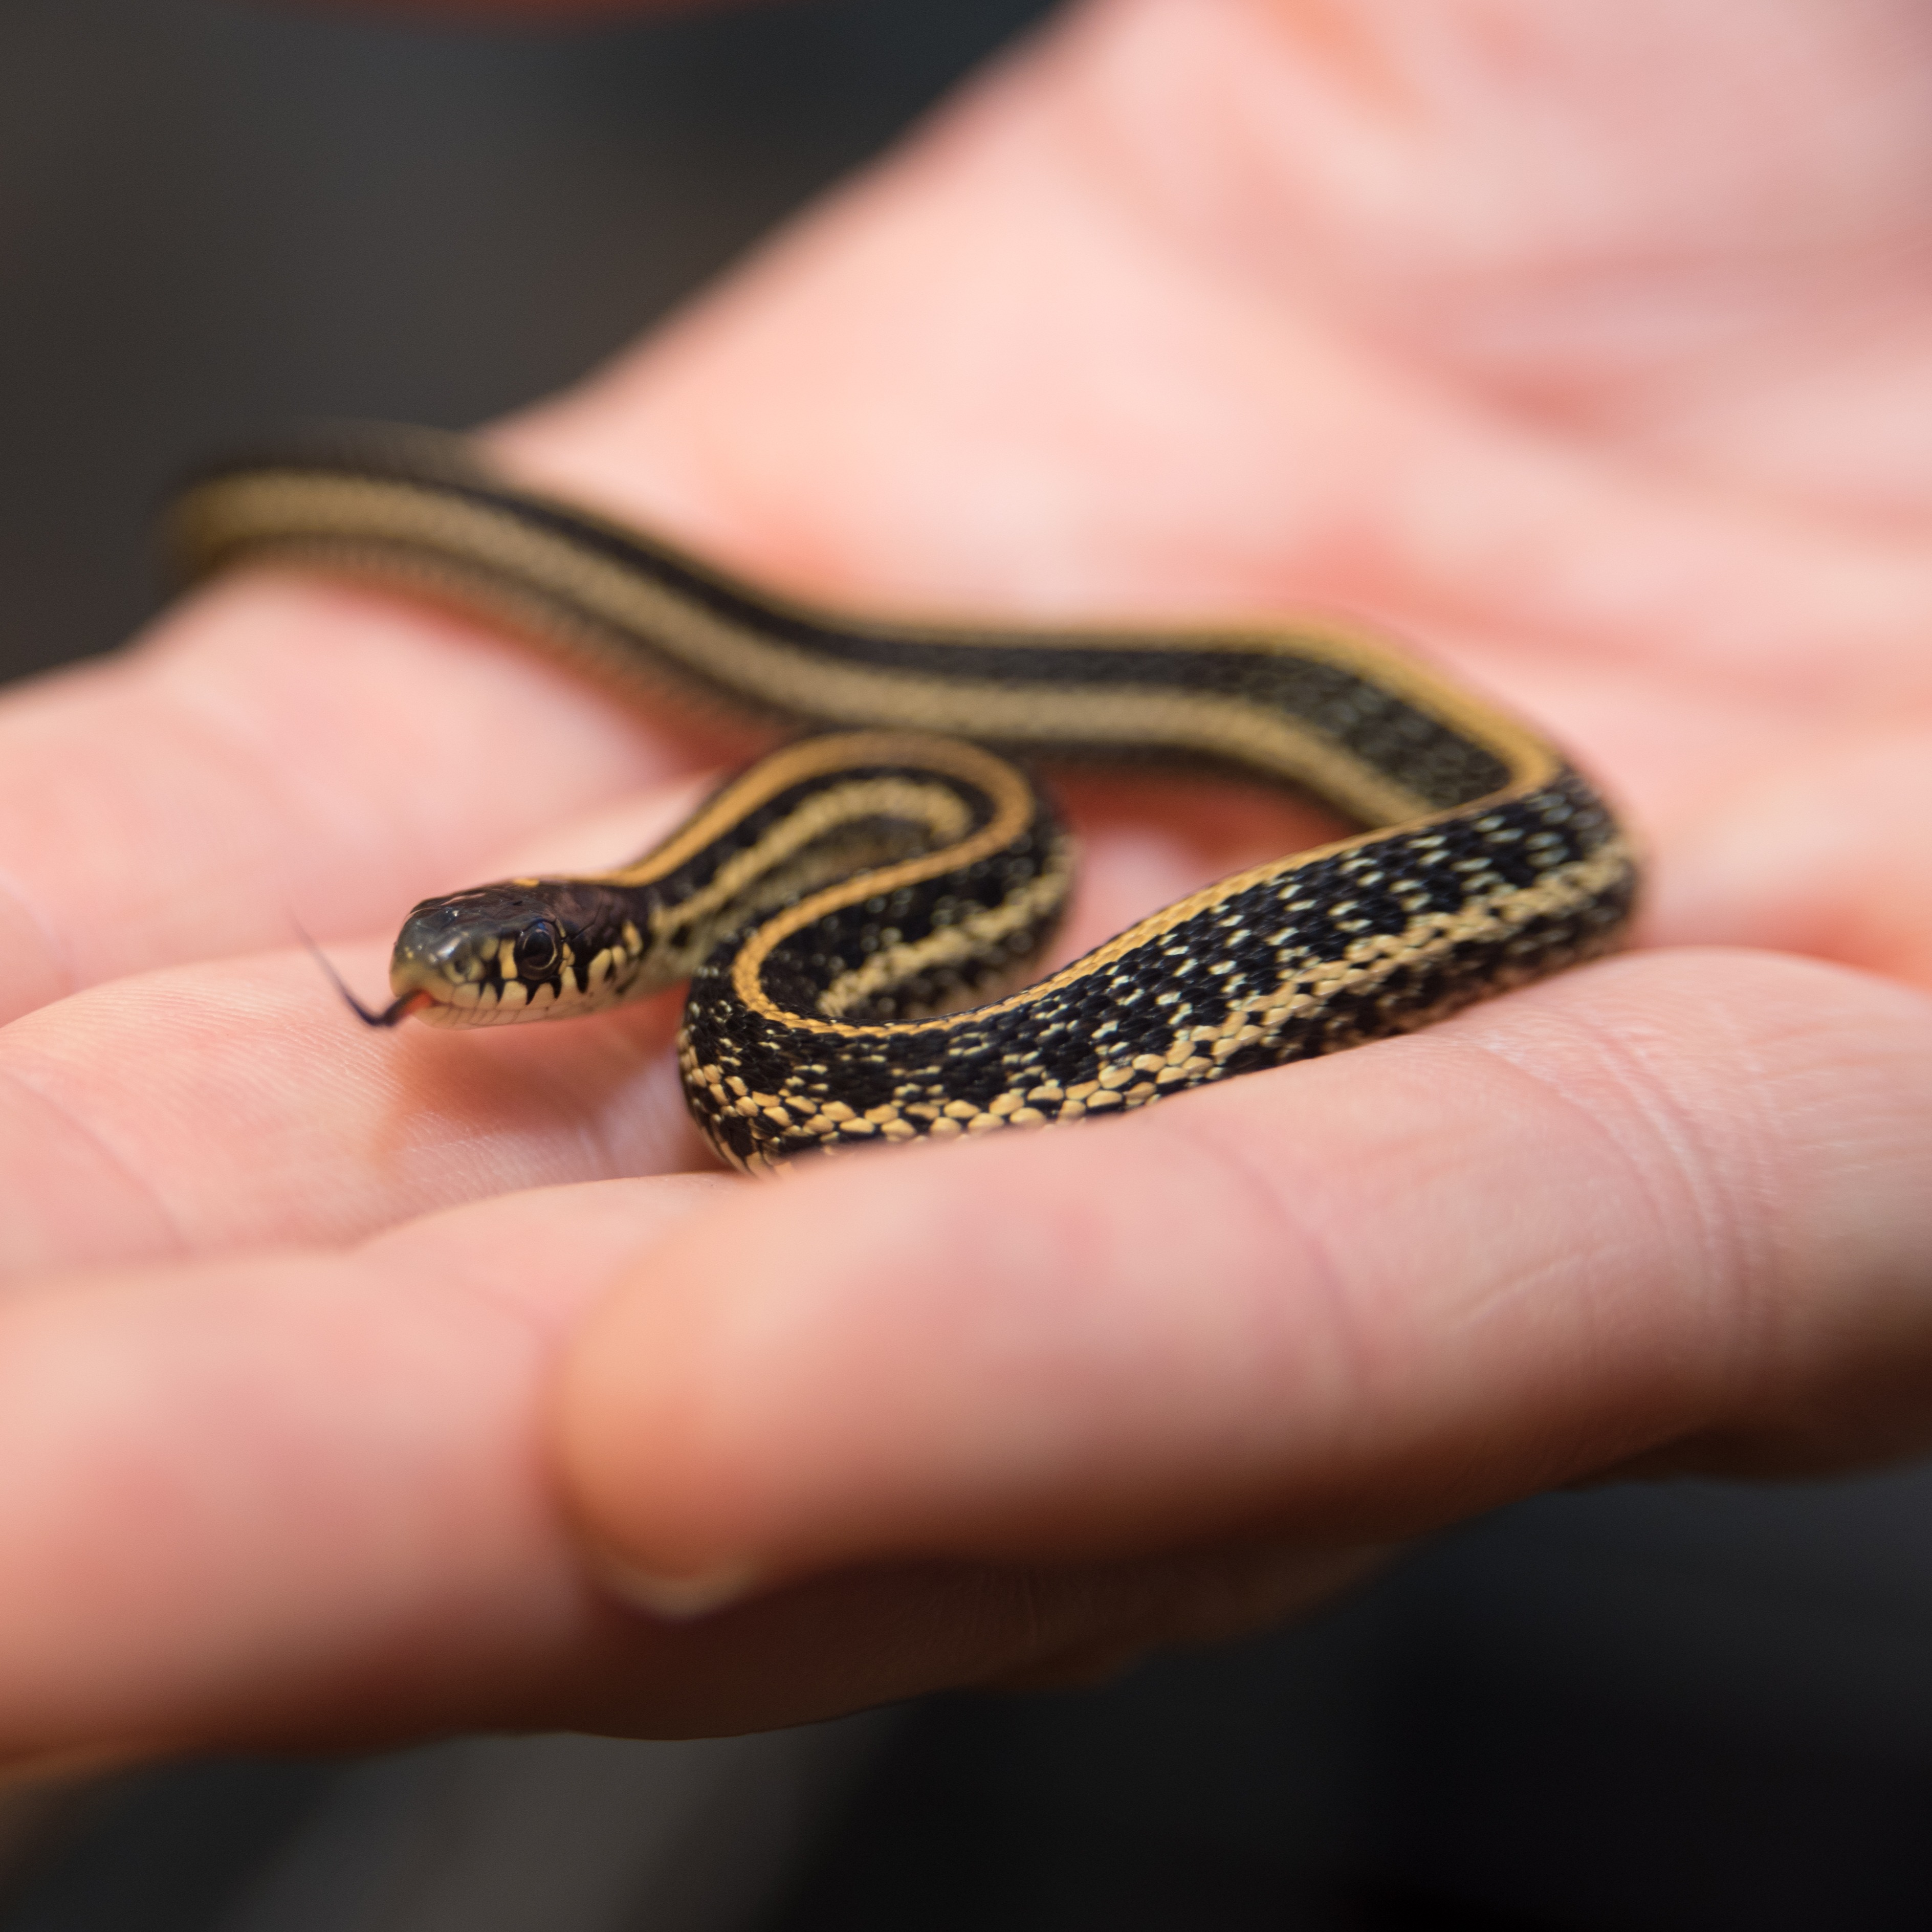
[
  {"left": 4, "top": 1, "right": 1932, "bottom": 1927},
  {"left": 0, "top": 0, "right": 1055, "bottom": 680}
]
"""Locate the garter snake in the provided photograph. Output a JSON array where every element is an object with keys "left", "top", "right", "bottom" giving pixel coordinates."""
[{"left": 165, "top": 426, "right": 1638, "bottom": 1175}]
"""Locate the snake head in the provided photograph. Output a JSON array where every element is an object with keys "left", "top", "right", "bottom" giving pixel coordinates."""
[{"left": 385, "top": 879, "right": 650, "bottom": 1026}]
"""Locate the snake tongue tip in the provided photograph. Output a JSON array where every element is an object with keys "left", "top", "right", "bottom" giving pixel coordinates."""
[
  {"left": 343, "top": 987, "right": 410, "bottom": 1028},
  {"left": 294, "top": 921, "right": 427, "bottom": 1028},
  {"left": 336, "top": 982, "right": 433, "bottom": 1029}
]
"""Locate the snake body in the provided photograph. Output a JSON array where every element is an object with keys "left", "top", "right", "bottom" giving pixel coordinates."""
[{"left": 166, "top": 428, "right": 1637, "bottom": 1174}]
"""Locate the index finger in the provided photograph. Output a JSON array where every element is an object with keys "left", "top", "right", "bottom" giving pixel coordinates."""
[
  {"left": 0, "top": 567, "right": 716, "bottom": 1029},
  {"left": 0, "top": 752, "right": 1302, "bottom": 1279}
]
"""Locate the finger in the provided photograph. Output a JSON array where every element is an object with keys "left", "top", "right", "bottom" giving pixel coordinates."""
[
  {"left": 0, "top": 775, "right": 718, "bottom": 1281},
  {"left": 554, "top": 946, "right": 1932, "bottom": 1600},
  {"left": 0, "top": 756, "right": 1303, "bottom": 1279},
  {"left": 0, "top": 941, "right": 702, "bottom": 1282},
  {"left": 0, "top": 575, "right": 720, "bottom": 1029},
  {"left": 0, "top": 1177, "right": 1375, "bottom": 1758},
  {"left": 1643, "top": 717, "right": 1932, "bottom": 987},
  {"left": 0, "top": 1177, "right": 691, "bottom": 1758}
]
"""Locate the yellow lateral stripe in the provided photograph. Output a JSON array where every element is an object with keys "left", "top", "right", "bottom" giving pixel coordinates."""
[{"left": 170, "top": 472, "right": 1560, "bottom": 812}]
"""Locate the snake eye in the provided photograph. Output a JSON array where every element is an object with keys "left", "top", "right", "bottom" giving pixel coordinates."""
[{"left": 513, "top": 920, "right": 561, "bottom": 977}]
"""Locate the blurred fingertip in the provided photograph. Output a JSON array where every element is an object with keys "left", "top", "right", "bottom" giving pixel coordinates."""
[{"left": 585, "top": 1545, "right": 763, "bottom": 1623}]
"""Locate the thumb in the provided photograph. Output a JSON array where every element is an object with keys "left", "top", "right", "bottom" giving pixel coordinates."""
[{"left": 551, "top": 948, "right": 1932, "bottom": 1612}]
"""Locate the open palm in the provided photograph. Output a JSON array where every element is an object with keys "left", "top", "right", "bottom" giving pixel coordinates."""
[{"left": 3, "top": 0, "right": 1929, "bottom": 1767}]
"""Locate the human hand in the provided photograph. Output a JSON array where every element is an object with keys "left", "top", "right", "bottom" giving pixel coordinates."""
[{"left": 4, "top": 0, "right": 1931, "bottom": 1767}]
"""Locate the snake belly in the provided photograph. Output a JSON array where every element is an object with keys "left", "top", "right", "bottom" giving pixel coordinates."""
[{"left": 164, "top": 426, "right": 1639, "bottom": 1174}]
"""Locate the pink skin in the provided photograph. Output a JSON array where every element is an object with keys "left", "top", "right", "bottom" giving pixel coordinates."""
[{"left": 4, "top": 0, "right": 1932, "bottom": 1769}]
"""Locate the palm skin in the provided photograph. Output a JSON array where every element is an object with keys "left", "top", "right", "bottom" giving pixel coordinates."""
[{"left": 2, "top": 0, "right": 1930, "bottom": 1770}]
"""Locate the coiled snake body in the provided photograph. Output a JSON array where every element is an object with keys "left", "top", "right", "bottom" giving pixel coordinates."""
[{"left": 167, "top": 429, "right": 1637, "bottom": 1175}]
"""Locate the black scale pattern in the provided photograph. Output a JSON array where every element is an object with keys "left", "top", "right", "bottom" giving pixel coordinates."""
[{"left": 683, "top": 767, "right": 1635, "bottom": 1170}]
